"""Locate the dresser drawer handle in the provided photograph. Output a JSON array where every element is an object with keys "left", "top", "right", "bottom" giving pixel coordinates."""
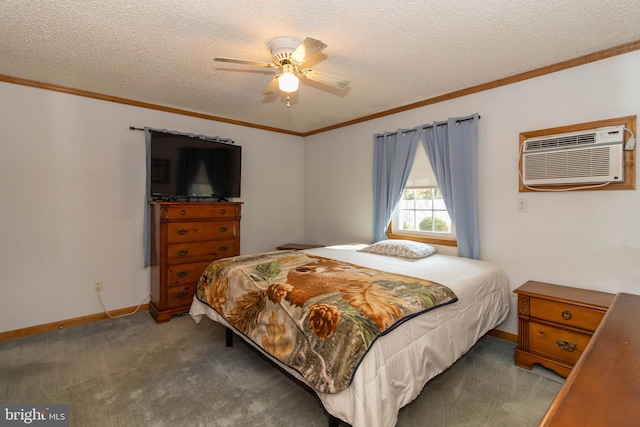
[
  {"left": 556, "top": 340, "right": 577, "bottom": 352},
  {"left": 561, "top": 310, "right": 572, "bottom": 320},
  {"left": 219, "top": 226, "right": 229, "bottom": 233},
  {"left": 180, "top": 209, "right": 186, "bottom": 216},
  {"left": 177, "top": 271, "right": 189, "bottom": 277},
  {"left": 177, "top": 249, "right": 189, "bottom": 257},
  {"left": 176, "top": 291, "right": 189, "bottom": 298},
  {"left": 219, "top": 246, "right": 229, "bottom": 252},
  {"left": 220, "top": 209, "right": 226, "bottom": 215},
  {"left": 177, "top": 228, "right": 189, "bottom": 235}
]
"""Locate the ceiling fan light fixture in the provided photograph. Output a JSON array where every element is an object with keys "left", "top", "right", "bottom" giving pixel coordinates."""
[
  {"left": 216, "top": 36, "right": 349, "bottom": 98},
  {"left": 278, "top": 64, "right": 299, "bottom": 93}
]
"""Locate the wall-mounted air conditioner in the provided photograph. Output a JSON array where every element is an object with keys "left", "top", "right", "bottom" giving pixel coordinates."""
[{"left": 522, "top": 125, "right": 624, "bottom": 186}]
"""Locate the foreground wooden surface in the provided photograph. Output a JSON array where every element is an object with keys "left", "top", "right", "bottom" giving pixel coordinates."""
[{"left": 540, "top": 292, "right": 640, "bottom": 426}]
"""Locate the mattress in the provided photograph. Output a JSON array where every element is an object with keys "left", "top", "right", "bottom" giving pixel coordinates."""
[{"left": 190, "top": 244, "right": 510, "bottom": 427}]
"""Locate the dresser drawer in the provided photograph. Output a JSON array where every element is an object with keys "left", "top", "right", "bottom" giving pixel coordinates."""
[
  {"left": 166, "top": 220, "right": 238, "bottom": 243},
  {"left": 166, "top": 205, "right": 238, "bottom": 220},
  {"left": 167, "top": 240, "right": 238, "bottom": 264},
  {"left": 166, "top": 284, "right": 197, "bottom": 309},
  {"left": 167, "top": 261, "right": 211, "bottom": 287},
  {"left": 529, "top": 322, "right": 591, "bottom": 365},
  {"left": 530, "top": 298, "right": 605, "bottom": 332}
]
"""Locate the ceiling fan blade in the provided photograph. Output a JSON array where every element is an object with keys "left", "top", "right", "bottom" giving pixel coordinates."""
[
  {"left": 262, "top": 75, "right": 281, "bottom": 96},
  {"left": 299, "top": 69, "right": 349, "bottom": 89},
  {"left": 290, "top": 37, "right": 327, "bottom": 65},
  {"left": 214, "top": 57, "right": 276, "bottom": 68}
]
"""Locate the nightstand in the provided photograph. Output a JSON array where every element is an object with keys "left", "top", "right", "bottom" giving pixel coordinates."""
[
  {"left": 276, "top": 243, "right": 324, "bottom": 250},
  {"left": 514, "top": 281, "right": 614, "bottom": 377}
]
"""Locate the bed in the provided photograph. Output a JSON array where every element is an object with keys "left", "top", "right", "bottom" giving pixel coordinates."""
[{"left": 189, "top": 243, "right": 510, "bottom": 427}]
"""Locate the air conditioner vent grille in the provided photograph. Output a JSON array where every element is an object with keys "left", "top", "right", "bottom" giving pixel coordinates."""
[
  {"left": 525, "top": 133, "right": 596, "bottom": 151},
  {"left": 523, "top": 145, "right": 623, "bottom": 184}
]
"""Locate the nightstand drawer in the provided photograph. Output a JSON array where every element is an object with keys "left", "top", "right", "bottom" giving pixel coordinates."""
[
  {"left": 530, "top": 298, "right": 605, "bottom": 332},
  {"left": 529, "top": 322, "right": 591, "bottom": 365}
]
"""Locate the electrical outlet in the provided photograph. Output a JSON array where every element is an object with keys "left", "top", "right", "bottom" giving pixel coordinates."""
[
  {"left": 94, "top": 281, "right": 103, "bottom": 292},
  {"left": 517, "top": 199, "right": 528, "bottom": 213}
]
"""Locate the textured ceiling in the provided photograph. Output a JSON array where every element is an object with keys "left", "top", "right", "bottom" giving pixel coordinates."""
[{"left": 1, "top": 0, "right": 639, "bottom": 135}]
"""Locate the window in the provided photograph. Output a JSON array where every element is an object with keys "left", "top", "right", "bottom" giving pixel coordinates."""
[{"left": 388, "top": 145, "right": 456, "bottom": 246}]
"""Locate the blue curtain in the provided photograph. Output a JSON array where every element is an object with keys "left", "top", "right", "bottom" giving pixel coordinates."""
[
  {"left": 372, "top": 130, "right": 419, "bottom": 242},
  {"left": 418, "top": 113, "right": 480, "bottom": 258}
]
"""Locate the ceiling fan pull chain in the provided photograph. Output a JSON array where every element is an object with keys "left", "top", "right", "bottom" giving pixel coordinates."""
[{"left": 286, "top": 96, "right": 291, "bottom": 108}]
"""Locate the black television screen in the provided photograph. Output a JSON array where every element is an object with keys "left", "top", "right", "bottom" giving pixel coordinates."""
[{"left": 149, "top": 131, "right": 241, "bottom": 200}]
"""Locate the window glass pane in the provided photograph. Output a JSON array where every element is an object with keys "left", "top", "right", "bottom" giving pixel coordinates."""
[{"left": 392, "top": 158, "right": 453, "bottom": 238}]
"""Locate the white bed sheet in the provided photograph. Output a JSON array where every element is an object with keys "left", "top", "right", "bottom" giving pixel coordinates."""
[{"left": 190, "top": 244, "right": 510, "bottom": 427}]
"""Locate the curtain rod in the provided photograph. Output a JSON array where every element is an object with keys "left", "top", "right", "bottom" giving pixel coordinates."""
[
  {"left": 129, "top": 126, "right": 235, "bottom": 144},
  {"left": 375, "top": 115, "right": 480, "bottom": 139}
]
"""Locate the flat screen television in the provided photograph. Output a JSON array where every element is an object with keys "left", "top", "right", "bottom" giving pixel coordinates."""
[{"left": 149, "top": 130, "right": 241, "bottom": 200}]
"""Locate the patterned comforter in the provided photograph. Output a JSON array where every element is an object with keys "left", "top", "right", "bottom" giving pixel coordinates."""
[{"left": 195, "top": 250, "right": 457, "bottom": 393}]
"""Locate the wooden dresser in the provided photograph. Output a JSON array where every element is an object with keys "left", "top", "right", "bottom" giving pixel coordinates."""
[
  {"left": 540, "top": 292, "right": 640, "bottom": 426},
  {"left": 150, "top": 202, "right": 241, "bottom": 323},
  {"left": 514, "top": 281, "right": 614, "bottom": 377}
]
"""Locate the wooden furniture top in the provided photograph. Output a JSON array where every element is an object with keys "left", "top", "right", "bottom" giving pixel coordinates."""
[
  {"left": 515, "top": 281, "right": 615, "bottom": 310},
  {"left": 276, "top": 243, "right": 324, "bottom": 250},
  {"left": 540, "top": 292, "right": 640, "bottom": 427}
]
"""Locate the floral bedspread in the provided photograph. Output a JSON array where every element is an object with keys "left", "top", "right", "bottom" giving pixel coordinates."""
[{"left": 195, "top": 250, "right": 457, "bottom": 393}]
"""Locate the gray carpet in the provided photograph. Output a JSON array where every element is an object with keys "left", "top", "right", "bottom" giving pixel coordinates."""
[{"left": 0, "top": 312, "right": 563, "bottom": 426}]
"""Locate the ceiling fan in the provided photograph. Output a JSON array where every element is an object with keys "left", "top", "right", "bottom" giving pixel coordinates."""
[{"left": 214, "top": 36, "right": 349, "bottom": 101}]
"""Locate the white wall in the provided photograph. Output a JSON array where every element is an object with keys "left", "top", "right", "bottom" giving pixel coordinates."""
[
  {"left": 0, "top": 83, "right": 304, "bottom": 333},
  {"left": 304, "top": 50, "right": 640, "bottom": 334}
]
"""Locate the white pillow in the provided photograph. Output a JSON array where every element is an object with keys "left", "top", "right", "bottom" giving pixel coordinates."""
[{"left": 358, "top": 239, "right": 437, "bottom": 259}]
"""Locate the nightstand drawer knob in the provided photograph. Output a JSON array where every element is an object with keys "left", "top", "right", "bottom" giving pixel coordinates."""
[
  {"left": 219, "top": 226, "right": 229, "bottom": 232},
  {"left": 177, "top": 291, "right": 189, "bottom": 298},
  {"left": 561, "top": 310, "right": 572, "bottom": 320},
  {"left": 177, "top": 228, "right": 189, "bottom": 235},
  {"left": 177, "top": 271, "right": 189, "bottom": 277},
  {"left": 557, "top": 340, "right": 577, "bottom": 352},
  {"left": 177, "top": 249, "right": 189, "bottom": 257}
]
